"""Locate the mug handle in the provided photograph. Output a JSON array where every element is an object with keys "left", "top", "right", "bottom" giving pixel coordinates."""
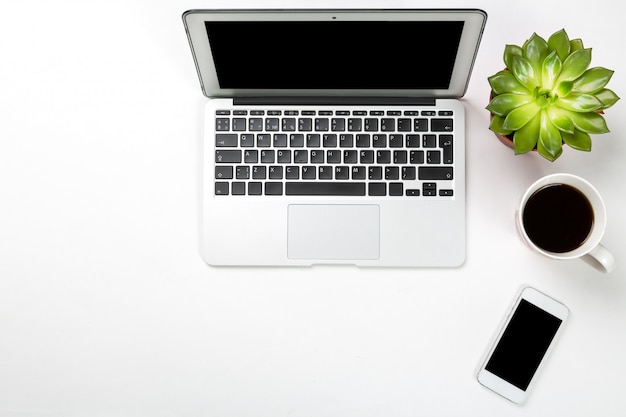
[{"left": 582, "top": 243, "right": 616, "bottom": 273}]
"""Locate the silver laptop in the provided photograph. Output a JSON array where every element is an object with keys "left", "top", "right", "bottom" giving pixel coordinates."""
[{"left": 183, "top": 9, "right": 487, "bottom": 266}]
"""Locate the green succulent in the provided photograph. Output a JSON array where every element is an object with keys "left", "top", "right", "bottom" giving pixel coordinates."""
[{"left": 487, "top": 29, "right": 619, "bottom": 161}]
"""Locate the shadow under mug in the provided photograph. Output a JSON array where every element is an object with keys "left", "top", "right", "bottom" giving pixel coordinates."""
[{"left": 516, "top": 173, "right": 616, "bottom": 273}]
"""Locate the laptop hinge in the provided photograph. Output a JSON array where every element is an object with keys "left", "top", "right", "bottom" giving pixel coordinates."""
[{"left": 233, "top": 96, "right": 436, "bottom": 106}]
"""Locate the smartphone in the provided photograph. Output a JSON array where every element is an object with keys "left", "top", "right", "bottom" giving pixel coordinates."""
[{"left": 477, "top": 286, "right": 569, "bottom": 404}]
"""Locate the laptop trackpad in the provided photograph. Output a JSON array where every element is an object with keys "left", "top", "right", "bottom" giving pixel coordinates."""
[{"left": 288, "top": 204, "right": 380, "bottom": 260}]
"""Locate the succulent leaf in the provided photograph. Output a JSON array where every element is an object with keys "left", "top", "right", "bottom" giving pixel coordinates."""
[
  {"left": 511, "top": 55, "right": 538, "bottom": 91},
  {"left": 556, "top": 49, "right": 592, "bottom": 83},
  {"left": 569, "top": 111, "right": 610, "bottom": 134},
  {"left": 488, "top": 71, "right": 527, "bottom": 95},
  {"left": 513, "top": 113, "right": 541, "bottom": 154},
  {"left": 486, "top": 93, "right": 533, "bottom": 117},
  {"left": 504, "top": 44, "right": 524, "bottom": 70},
  {"left": 503, "top": 102, "right": 541, "bottom": 131},
  {"left": 562, "top": 129, "right": 592, "bottom": 151},
  {"left": 570, "top": 38, "right": 584, "bottom": 52},
  {"left": 542, "top": 51, "right": 562, "bottom": 90},
  {"left": 594, "top": 88, "right": 620, "bottom": 109},
  {"left": 538, "top": 112, "right": 564, "bottom": 161},
  {"left": 547, "top": 106, "right": 575, "bottom": 134},
  {"left": 524, "top": 33, "right": 550, "bottom": 78},
  {"left": 548, "top": 29, "right": 571, "bottom": 61},
  {"left": 573, "top": 67, "right": 614, "bottom": 93},
  {"left": 556, "top": 81, "right": 574, "bottom": 96},
  {"left": 555, "top": 93, "right": 603, "bottom": 112},
  {"left": 489, "top": 115, "right": 514, "bottom": 136}
]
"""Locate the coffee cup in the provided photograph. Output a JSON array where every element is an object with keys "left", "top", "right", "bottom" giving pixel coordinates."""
[{"left": 516, "top": 173, "right": 615, "bottom": 273}]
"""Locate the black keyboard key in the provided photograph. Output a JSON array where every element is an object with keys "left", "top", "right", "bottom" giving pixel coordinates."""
[
  {"left": 360, "top": 150, "right": 374, "bottom": 164},
  {"left": 389, "top": 183, "right": 404, "bottom": 196},
  {"left": 232, "top": 182, "right": 245, "bottom": 195},
  {"left": 216, "top": 118, "right": 230, "bottom": 131},
  {"left": 419, "top": 166, "right": 454, "bottom": 180},
  {"left": 307, "top": 134, "right": 321, "bottom": 147},
  {"left": 364, "top": 118, "right": 379, "bottom": 131},
  {"left": 385, "top": 166, "right": 399, "bottom": 180},
  {"left": 298, "top": 118, "right": 313, "bottom": 131},
  {"left": 381, "top": 118, "right": 395, "bottom": 132},
  {"left": 273, "top": 134, "right": 288, "bottom": 147},
  {"left": 406, "top": 189, "right": 420, "bottom": 196},
  {"left": 368, "top": 166, "right": 382, "bottom": 180},
  {"left": 372, "top": 134, "right": 387, "bottom": 148},
  {"left": 282, "top": 118, "right": 296, "bottom": 131},
  {"left": 215, "top": 166, "right": 233, "bottom": 180},
  {"left": 232, "top": 118, "right": 246, "bottom": 131},
  {"left": 323, "top": 134, "right": 338, "bottom": 147},
  {"left": 348, "top": 118, "right": 362, "bottom": 131},
  {"left": 269, "top": 166, "right": 283, "bottom": 179},
  {"left": 248, "top": 182, "right": 262, "bottom": 195},
  {"left": 431, "top": 118, "right": 454, "bottom": 132},
  {"left": 339, "top": 134, "right": 354, "bottom": 148},
  {"left": 302, "top": 166, "right": 316, "bottom": 179},
  {"left": 215, "top": 150, "right": 241, "bottom": 163},
  {"left": 352, "top": 166, "right": 366, "bottom": 179},
  {"left": 356, "top": 134, "right": 370, "bottom": 148},
  {"left": 249, "top": 118, "right": 263, "bottom": 131},
  {"left": 423, "top": 134, "right": 437, "bottom": 148},
  {"left": 265, "top": 118, "right": 280, "bottom": 131},
  {"left": 294, "top": 150, "right": 308, "bottom": 163},
  {"left": 318, "top": 166, "right": 333, "bottom": 179},
  {"left": 343, "top": 150, "right": 357, "bottom": 164},
  {"left": 252, "top": 166, "right": 266, "bottom": 179},
  {"left": 389, "top": 134, "right": 403, "bottom": 148},
  {"left": 402, "top": 166, "right": 416, "bottom": 180},
  {"left": 286, "top": 182, "right": 366, "bottom": 196},
  {"left": 427, "top": 150, "right": 441, "bottom": 164},
  {"left": 368, "top": 182, "right": 386, "bottom": 196},
  {"left": 397, "top": 118, "right": 411, "bottom": 131},
  {"left": 315, "top": 118, "right": 329, "bottom": 131},
  {"left": 410, "top": 150, "right": 424, "bottom": 164},
  {"left": 285, "top": 166, "right": 299, "bottom": 179},
  {"left": 406, "top": 134, "right": 420, "bottom": 148},
  {"left": 423, "top": 182, "right": 437, "bottom": 196},
  {"left": 440, "top": 135, "right": 454, "bottom": 164},
  {"left": 257, "top": 134, "right": 272, "bottom": 147},
  {"left": 265, "top": 182, "right": 283, "bottom": 195},
  {"left": 216, "top": 134, "right": 238, "bottom": 147},
  {"left": 240, "top": 134, "right": 254, "bottom": 147},
  {"left": 326, "top": 150, "right": 341, "bottom": 164},
  {"left": 236, "top": 166, "right": 249, "bottom": 179},
  {"left": 414, "top": 118, "right": 428, "bottom": 131},
  {"left": 290, "top": 134, "right": 304, "bottom": 147},
  {"left": 331, "top": 118, "right": 346, "bottom": 131},
  {"left": 215, "top": 182, "right": 229, "bottom": 195},
  {"left": 334, "top": 166, "right": 349, "bottom": 179}
]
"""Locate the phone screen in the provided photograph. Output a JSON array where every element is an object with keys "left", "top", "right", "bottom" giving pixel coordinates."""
[{"left": 485, "top": 299, "right": 564, "bottom": 390}]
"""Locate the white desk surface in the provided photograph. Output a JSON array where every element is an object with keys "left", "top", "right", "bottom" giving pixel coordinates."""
[{"left": 2, "top": 1, "right": 625, "bottom": 416}]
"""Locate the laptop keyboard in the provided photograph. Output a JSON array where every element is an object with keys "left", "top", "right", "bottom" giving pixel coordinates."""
[{"left": 213, "top": 108, "right": 455, "bottom": 197}]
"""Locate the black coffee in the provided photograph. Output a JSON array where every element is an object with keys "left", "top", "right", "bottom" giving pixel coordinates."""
[{"left": 522, "top": 184, "right": 594, "bottom": 253}]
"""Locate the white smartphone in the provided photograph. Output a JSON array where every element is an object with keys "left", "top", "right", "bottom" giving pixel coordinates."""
[{"left": 477, "top": 286, "right": 569, "bottom": 404}]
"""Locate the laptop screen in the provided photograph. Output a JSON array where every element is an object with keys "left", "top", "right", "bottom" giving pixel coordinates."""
[
  {"left": 204, "top": 21, "right": 464, "bottom": 90},
  {"left": 183, "top": 10, "right": 487, "bottom": 98}
]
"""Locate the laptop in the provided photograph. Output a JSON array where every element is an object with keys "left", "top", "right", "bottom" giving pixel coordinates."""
[{"left": 183, "top": 9, "right": 487, "bottom": 266}]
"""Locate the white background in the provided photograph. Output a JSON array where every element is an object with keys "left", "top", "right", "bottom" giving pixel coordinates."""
[{"left": 1, "top": 1, "right": 625, "bottom": 416}]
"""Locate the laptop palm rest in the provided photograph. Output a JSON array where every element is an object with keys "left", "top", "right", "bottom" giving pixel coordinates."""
[{"left": 287, "top": 205, "right": 380, "bottom": 261}]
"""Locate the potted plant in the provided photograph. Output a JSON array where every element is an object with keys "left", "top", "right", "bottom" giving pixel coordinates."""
[{"left": 487, "top": 29, "right": 619, "bottom": 161}]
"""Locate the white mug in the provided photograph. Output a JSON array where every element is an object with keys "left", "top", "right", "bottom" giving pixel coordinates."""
[{"left": 516, "top": 173, "right": 616, "bottom": 273}]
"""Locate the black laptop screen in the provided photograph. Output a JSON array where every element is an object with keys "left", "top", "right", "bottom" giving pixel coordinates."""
[{"left": 204, "top": 21, "right": 464, "bottom": 90}]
